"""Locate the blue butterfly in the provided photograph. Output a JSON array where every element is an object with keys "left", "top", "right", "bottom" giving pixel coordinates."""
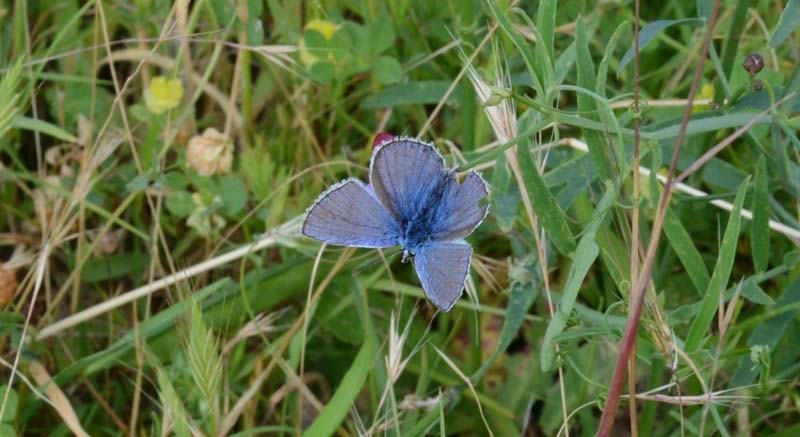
[{"left": 302, "top": 137, "right": 489, "bottom": 311}]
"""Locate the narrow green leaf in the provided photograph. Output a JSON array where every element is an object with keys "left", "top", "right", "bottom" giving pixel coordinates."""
[
  {"left": 663, "top": 208, "right": 711, "bottom": 294},
  {"left": 751, "top": 156, "right": 769, "bottom": 272},
  {"left": 541, "top": 186, "right": 615, "bottom": 370},
  {"left": 361, "top": 81, "right": 451, "bottom": 108},
  {"left": 304, "top": 339, "right": 374, "bottom": 437},
  {"left": 516, "top": 143, "right": 576, "bottom": 255},
  {"left": 0, "top": 385, "right": 18, "bottom": 422},
  {"left": 81, "top": 252, "right": 150, "bottom": 283},
  {"left": 513, "top": 11, "right": 554, "bottom": 98},
  {"left": 696, "top": 0, "right": 713, "bottom": 19},
  {"left": 597, "top": 22, "right": 629, "bottom": 98},
  {"left": 15, "top": 116, "right": 78, "bottom": 143},
  {"left": 685, "top": 178, "right": 750, "bottom": 351},
  {"left": 769, "top": 0, "right": 800, "bottom": 48},
  {"left": 576, "top": 18, "right": 612, "bottom": 181},
  {"left": 485, "top": 1, "right": 543, "bottom": 97},
  {"left": 0, "top": 58, "right": 23, "bottom": 141},
  {"left": 780, "top": 62, "right": 800, "bottom": 118},
  {"left": 741, "top": 280, "right": 775, "bottom": 306},
  {"left": 716, "top": 0, "right": 749, "bottom": 101},
  {"left": 535, "top": 0, "right": 557, "bottom": 67},
  {"left": 617, "top": 18, "right": 704, "bottom": 75}
]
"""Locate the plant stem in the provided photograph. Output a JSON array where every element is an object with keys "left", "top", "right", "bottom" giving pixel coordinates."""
[{"left": 597, "top": 1, "right": 722, "bottom": 434}]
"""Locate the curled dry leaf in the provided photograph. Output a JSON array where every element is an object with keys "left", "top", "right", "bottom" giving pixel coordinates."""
[
  {"left": 0, "top": 265, "right": 17, "bottom": 307},
  {"left": 94, "top": 229, "right": 126, "bottom": 256}
]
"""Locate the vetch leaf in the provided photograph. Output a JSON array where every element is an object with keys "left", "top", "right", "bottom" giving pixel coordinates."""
[
  {"left": 751, "top": 156, "right": 769, "bottom": 272},
  {"left": 618, "top": 18, "right": 704, "bottom": 75},
  {"left": 685, "top": 178, "right": 750, "bottom": 351}
]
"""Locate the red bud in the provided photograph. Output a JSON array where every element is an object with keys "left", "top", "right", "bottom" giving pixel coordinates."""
[{"left": 372, "top": 132, "right": 395, "bottom": 149}]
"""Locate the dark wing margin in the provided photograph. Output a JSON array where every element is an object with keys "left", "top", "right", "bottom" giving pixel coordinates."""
[
  {"left": 413, "top": 241, "right": 472, "bottom": 311},
  {"left": 430, "top": 171, "right": 489, "bottom": 241},
  {"left": 369, "top": 138, "right": 446, "bottom": 222},
  {"left": 302, "top": 179, "right": 401, "bottom": 248}
]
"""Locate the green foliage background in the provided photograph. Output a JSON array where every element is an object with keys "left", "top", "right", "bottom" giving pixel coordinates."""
[{"left": 1, "top": 0, "right": 799, "bottom": 435}]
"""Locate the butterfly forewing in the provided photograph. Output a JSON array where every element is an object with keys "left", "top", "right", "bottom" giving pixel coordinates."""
[
  {"left": 370, "top": 139, "right": 446, "bottom": 222},
  {"left": 302, "top": 179, "right": 401, "bottom": 248},
  {"left": 413, "top": 241, "right": 472, "bottom": 311},
  {"left": 430, "top": 172, "right": 489, "bottom": 241}
]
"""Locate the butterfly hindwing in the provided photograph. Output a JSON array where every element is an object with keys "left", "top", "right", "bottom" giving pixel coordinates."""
[
  {"left": 370, "top": 138, "right": 446, "bottom": 222},
  {"left": 413, "top": 241, "right": 472, "bottom": 311},
  {"left": 302, "top": 179, "right": 401, "bottom": 248}
]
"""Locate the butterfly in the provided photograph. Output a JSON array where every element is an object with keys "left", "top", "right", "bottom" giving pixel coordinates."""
[{"left": 302, "top": 137, "right": 489, "bottom": 311}]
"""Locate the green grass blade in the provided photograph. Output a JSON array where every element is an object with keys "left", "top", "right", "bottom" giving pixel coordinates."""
[
  {"left": 576, "top": 18, "right": 614, "bottom": 180},
  {"left": 597, "top": 22, "right": 629, "bottom": 98},
  {"left": 685, "top": 178, "right": 750, "bottom": 351},
  {"left": 663, "top": 208, "right": 711, "bottom": 294},
  {"left": 541, "top": 186, "right": 615, "bottom": 370},
  {"left": 716, "top": 0, "right": 749, "bottom": 101},
  {"left": 15, "top": 116, "right": 78, "bottom": 143},
  {"left": 360, "top": 81, "right": 452, "bottom": 108},
  {"left": 0, "top": 58, "right": 23, "bottom": 141},
  {"left": 751, "top": 156, "right": 770, "bottom": 272},
  {"left": 535, "top": 0, "right": 556, "bottom": 64},
  {"left": 304, "top": 338, "right": 374, "bottom": 437},
  {"left": 485, "top": 0, "right": 543, "bottom": 97},
  {"left": 514, "top": 8, "right": 554, "bottom": 92},
  {"left": 769, "top": 0, "right": 800, "bottom": 48},
  {"left": 516, "top": 142, "right": 576, "bottom": 256}
]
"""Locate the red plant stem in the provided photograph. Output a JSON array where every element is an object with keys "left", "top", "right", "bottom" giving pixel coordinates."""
[
  {"left": 628, "top": 0, "right": 642, "bottom": 434},
  {"left": 597, "top": 1, "right": 722, "bottom": 435}
]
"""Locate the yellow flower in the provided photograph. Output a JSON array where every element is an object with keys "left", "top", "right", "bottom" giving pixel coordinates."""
[
  {"left": 298, "top": 19, "right": 340, "bottom": 66},
  {"left": 185, "top": 128, "right": 234, "bottom": 176},
  {"left": 144, "top": 76, "right": 184, "bottom": 114}
]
